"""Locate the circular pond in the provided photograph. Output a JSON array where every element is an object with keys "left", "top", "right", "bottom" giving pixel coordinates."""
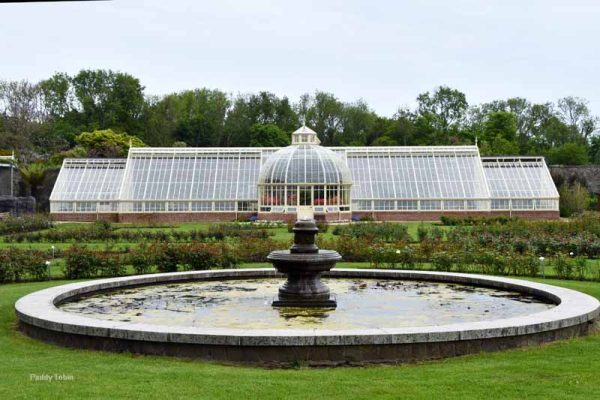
[
  {"left": 15, "top": 269, "right": 600, "bottom": 366},
  {"left": 58, "top": 278, "right": 554, "bottom": 330}
]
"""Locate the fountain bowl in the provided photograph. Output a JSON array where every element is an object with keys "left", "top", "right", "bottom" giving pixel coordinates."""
[{"left": 15, "top": 268, "right": 600, "bottom": 367}]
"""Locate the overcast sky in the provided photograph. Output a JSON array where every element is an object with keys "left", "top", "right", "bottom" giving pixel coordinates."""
[{"left": 2, "top": 0, "right": 600, "bottom": 116}]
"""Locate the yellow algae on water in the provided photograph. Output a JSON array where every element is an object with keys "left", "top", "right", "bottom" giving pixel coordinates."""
[{"left": 59, "top": 278, "right": 554, "bottom": 330}]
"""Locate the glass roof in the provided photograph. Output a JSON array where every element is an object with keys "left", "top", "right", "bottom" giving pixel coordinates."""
[
  {"left": 258, "top": 144, "right": 352, "bottom": 185},
  {"left": 482, "top": 157, "right": 559, "bottom": 199},
  {"left": 340, "top": 147, "right": 490, "bottom": 200},
  {"left": 50, "top": 159, "right": 126, "bottom": 202},
  {"left": 119, "top": 149, "right": 262, "bottom": 201},
  {"left": 49, "top": 147, "right": 559, "bottom": 206}
]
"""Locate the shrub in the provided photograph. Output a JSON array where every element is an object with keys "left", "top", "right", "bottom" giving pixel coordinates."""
[
  {"left": 128, "top": 244, "right": 155, "bottom": 275},
  {"left": 429, "top": 226, "right": 445, "bottom": 242},
  {"left": 180, "top": 242, "right": 220, "bottom": 270},
  {"left": 235, "top": 237, "right": 288, "bottom": 263},
  {"left": 316, "top": 222, "right": 329, "bottom": 234},
  {"left": 416, "top": 224, "right": 428, "bottom": 242},
  {"left": 523, "top": 256, "right": 540, "bottom": 277},
  {"left": 63, "top": 245, "right": 98, "bottom": 279},
  {"left": 0, "top": 248, "right": 47, "bottom": 282},
  {"left": 559, "top": 182, "right": 591, "bottom": 217},
  {"left": 0, "top": 214, "right": 53, "bottom": 235},
  {"left": 554, "top": 254, "right": 574, "bottom": 280},
  {"left": 440, "top": 215, "right": 515, "bottom": 226},
  {"left": 98, "top": 255, "right": 125, "bottom": 277},
  {"left": 396, "top": 246, "right": 416, "bottom": 269},
  {"left": 332, "top": 223, "right": 410, "bottom": 243},
  {"left": 432, "top": 252, "right": 453, "bottom": 272},
  {"left": 150, "top": 242, "right": 181, "bottom": 273},
  {"left": 575, "top": 256, "right": 588, "bottom": 280}
]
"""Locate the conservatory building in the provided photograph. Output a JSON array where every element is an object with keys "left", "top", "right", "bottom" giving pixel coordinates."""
[{"left": 50, "top": 126, "right": 560, "bottom": 222}]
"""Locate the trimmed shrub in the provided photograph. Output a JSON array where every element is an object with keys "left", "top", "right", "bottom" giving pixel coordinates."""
[
  {"left": 128, "top": 244, "right": 155, "bottom": 275},
  {"left": 332, "top": 223, "right": 410, "bottom": 243},
  {"left": 97, "top": 255, "right": 125, "bottom": 277},
  {"left": 0, "top": 248, "right": 47, "bottom": 282},
  {"left": 151, "top": 242, "right": 181, "bottom": 273},
  {"left": 63, "top": 245, "right": 98, "bottom": 279}
]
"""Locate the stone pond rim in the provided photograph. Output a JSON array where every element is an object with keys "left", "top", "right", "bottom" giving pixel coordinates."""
[
  {"left": 14, "top": 269, "right": 600, "bottom": 366},
  {"left": 268, "top": 219, "right": 341, "bottom": 308}
]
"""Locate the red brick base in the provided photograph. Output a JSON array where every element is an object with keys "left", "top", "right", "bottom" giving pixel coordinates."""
[
  {"left": 51, "top": 210, "right": 559, "bottom": 223},
  {"left": 51, "top": 213, "right": 119, "bottom": 222},
  {"left": 51, "top": 212, "right": 255, "bottom": 223},
  {"left": 352, "top": 210, "right": 560, "bottom": 221},
  {"left": 118, "top": 212, "right": 254, "bottom": 223}
]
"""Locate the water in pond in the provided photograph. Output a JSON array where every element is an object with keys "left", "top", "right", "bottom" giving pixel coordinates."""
[{"left": 59, "top": 279, "right": 555, "bottom": 330}]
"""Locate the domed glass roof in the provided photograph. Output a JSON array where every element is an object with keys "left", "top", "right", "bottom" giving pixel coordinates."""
[{"left": 258, "top": 127, "right": 352, "bottom": 185}]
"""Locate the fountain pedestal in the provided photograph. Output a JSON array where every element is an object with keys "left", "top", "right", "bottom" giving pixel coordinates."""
[{"left": 268, "top": 220, "right": 340, "bottom": 308}]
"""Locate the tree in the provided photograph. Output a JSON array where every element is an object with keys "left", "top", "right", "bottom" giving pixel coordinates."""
[
  {"left": 479, "top": 112, "right": 520, "bottom": 155},
  {"left": 338, "top": 100, "right": 375, "bottom": 146},
  {"left": 71, "top": 70, "right": 145, "bottom": 136},
  {"left": 303, "top": 91, "right": 344, "bottom": 145},
  {"left": 39, "top": 73, "right": 74, "bottom": 118},
  {"left": 224, "top": 92, "right": 297, "bottom": 146},
  {"left": 171, "top": 89, "right": 230, "bottom": 147},
  {"left": 546, "top": 143, "right": 589, "bottom": 165},
  {"left": 75, "top": 129, "right": 145, "bottom": 157},
  {"left": 416, "top": 86, "right": 468, "bottom": 141},
  {"left": 557, "top": 96, "right": 598, "bottom": 140},
  {"left": 483, "top": 112, "right": 517, "bottom": 142},
  {"left": 249, "top": 124, "right": 290, "bottom": 147},
  {"left": 18, "top": 162, "right": 49, "bottom": 207},
  {"left": 371, "top": 135, "right": 398, "bottom": 146},
  {"left": 0, "top": 80, "right": 46, "bottom": 159}
]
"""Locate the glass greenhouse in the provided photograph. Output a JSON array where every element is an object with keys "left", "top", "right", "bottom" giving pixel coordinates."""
[{"left": 50, "top": 126, "right": 559, "bottom": 221}]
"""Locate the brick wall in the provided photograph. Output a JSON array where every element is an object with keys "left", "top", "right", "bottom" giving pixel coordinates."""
[
  {"left": 52, "top": 209, "right": 559, "bottom": 223},
  {"left": 50, "top": 213, "right": 119, "bottom": 222},
  {"left": 118, "top": 212, "right": 254, "bottom": 223},
  {"left": 352, "top": 210, "right": 560, "bottom": 221}
]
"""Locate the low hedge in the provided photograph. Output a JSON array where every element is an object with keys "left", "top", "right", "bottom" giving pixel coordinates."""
[
  {"left": 4, "top": 221, "right": 270, "bottom": 243},
  {"left": 0, "top": 248, "right": 48, "bottom": 283},
  {"left": 0, "top": 214, "right": 53, "bottom": 235}
]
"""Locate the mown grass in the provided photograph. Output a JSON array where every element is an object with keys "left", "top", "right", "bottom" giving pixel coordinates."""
[{"left": 0, "top": 278, "right": 599, "bottom": 399}]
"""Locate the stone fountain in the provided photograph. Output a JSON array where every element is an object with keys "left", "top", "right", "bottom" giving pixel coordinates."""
[{"left": 268, "top": 219, "right": 340, "bottom": 308}]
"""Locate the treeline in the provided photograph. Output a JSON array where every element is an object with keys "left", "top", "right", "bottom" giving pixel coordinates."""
[{"left": 1, "top": 69, "right": 599, "bottom": 164}]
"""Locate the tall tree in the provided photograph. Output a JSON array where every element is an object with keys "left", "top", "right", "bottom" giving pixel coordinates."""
[
  {"left": 303, "top": 91, "right": 344, "bottom": 145},
  {"left": 171, "top": 89, "right": 230, "bottom": 147},
  {"left": 71, "top": 70, "right": 145, "bottom": 136},
  {"left": 416, "top": 86, "right": 468, "bottom": 141},
  {"left": 556, "top": 96, "right": 598, "bottom": 140}
]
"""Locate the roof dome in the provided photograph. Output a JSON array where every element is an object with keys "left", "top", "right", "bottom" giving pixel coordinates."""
[{"left": 258, "top": 127, "right": 352, "bottom": 185}]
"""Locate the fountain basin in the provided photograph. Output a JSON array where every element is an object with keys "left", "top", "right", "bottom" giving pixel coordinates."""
[{"left": 15, "top": 269, "right": 600, "bottom": 366}]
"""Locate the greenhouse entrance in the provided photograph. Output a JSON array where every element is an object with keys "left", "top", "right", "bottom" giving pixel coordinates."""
[{"left": 297, "top": 206, "right": 314, "bottom": 220}]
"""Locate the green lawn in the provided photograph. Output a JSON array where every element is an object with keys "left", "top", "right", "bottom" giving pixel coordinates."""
[{"left": 0, "top": 278, "right": 599, "bottom": 399}]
